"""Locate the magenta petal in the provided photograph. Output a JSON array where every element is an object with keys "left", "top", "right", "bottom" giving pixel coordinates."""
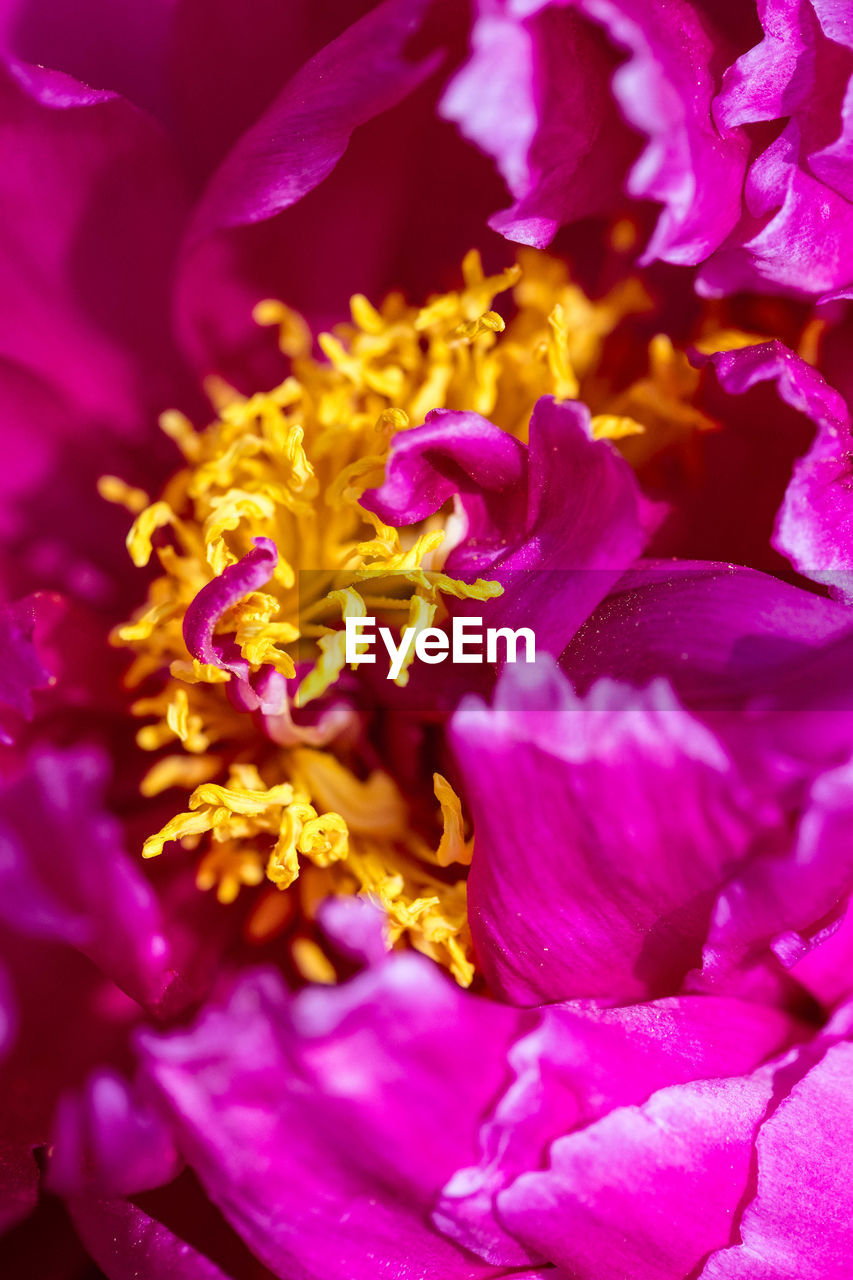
[
  {"left": 700, "top": 341, "right": 853, "bottom": 594},
  {"left": 703, "top": 0, "right": 853, "bottom": 296},
  {"left": 0, "top": 62, "right": 186, "bottom": 428},
  {"left": 500, "top": 1072, "right": 774, "bottom": 1279},
  {"left": 702, "top": 1042, "right": 853, "bottom": 1279},
  {"left": 362, "top": 407, "right": 528, "bottom": 536},
  {"left": 442, "top": 2, "right": 635, "bottom": 248},
  {"left": 314, "top": 896, "right": 389, "bottom": 968},
  {"left": 183, "top": 537, "right": 279, "bottom": 701},
  {"left": 714, "top": 0, "right": 815, "bottom": 131},
  {"left": 583, "top": 0, "right": 749, "bottom": 266},
  {"left": 0, "top": 748, "right": 173, "bottom": 1010},
  {"left": 365, "top": 396, "right": 643, "bottom": 654},
  {"left": 452, "top": 658, "right": 768, "bottom": 1004},
  {"left": 564, "top": 560, "right": 853, "bottom": 708},
  {"left": 698, "top": 120, "right": 853, "bottom": 297},
  {"left": 69, "top": 1197, "right": 230, "bottom": 1280},
  {"left": 48, "top": 1068, "right": 181, "bottom": 1198},
  {"left": 489, "top": 396, "right": 644, "bottom": 651},
  {"left": 139, "top": 961, "right": 523, "bottom": 1280},
  {"left": 701, "top": 759, "right": 853, "bottom": 985},
  {"left": 436, "top": 995, "right": 798, "bottom": 1266},
  {"left": 0, "top": 0, "right": 175, "bottom": 119},
  {"left": 189, "top": 0, "right": 438, "bottom": 242}
]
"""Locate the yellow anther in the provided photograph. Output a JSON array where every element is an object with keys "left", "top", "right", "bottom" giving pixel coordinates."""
[
  {"left": 127, "top": 502, "right": 175, "bottom": 567},
  {"left": 350, "top": 293, "right": 385, "bottom": 334},
  {"left": 292, "top": 937, "right": 338, "bottom": 984},
  {"left": 166, "top": 687, "right": 190, "bottom": 742},
  {"left": 591, "top": 414, "right": 645, "bottom": 440},
  {"left": 140, "top": 755, "right": 221, "bottom": 798},
  {"left": 298, "top": 812, "right": 349, "bottom": 866},
  {"left": 188, "top": 781, "right": 294, "bottom": 816},
  {"left": 98, "top": 475, "right": 149, "bottom": 514},
  {"left": 433, "top": 773, "right": 474, "bottom": 867},
  {"left": 143, "top": 810, "right": 213, "bottom": 858},
  {"left": 159, "top": 410, "right": 202, "bottom": 461},
  {"left": 252, "top": 299, "right": 312, "bottom": 358}
]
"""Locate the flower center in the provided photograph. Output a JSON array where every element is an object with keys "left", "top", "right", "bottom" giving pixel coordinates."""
[{"left": 103, "top": 246, "right": 767, "bottom": 986}]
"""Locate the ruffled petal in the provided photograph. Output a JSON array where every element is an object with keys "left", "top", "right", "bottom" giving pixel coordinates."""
[
  {"left": 441, "top": 1, "right": 636, "bottom": 247},
  {"left": 714, "top": 0, "right": 815, "bottom": 131},
  {"left": 701, "top": 758, "right": 853, "bottom": 987},
  {"left": 499, "top": 1072, "right": 775, "bottom": 1279},
  {"left": 702, "top": 1041, "right": 853, "bottom": 1279},
  {"left": 700, "top": 341, "right": 853, "bottom": 595},
  {"left": 436, "top": 995, "right": 799, "bottom": 1266},
  {"left": 452, "top": 657, "right": 772, "bottom": 1004},
  {"left": 699, "top": 120, "right": 853, "bottom": 297},
  {"left": 138, "top": 960, "right": 524, "bottom": 1280},
  {"left": 581, "top": 0, "right": 749, "bottom": 266}
]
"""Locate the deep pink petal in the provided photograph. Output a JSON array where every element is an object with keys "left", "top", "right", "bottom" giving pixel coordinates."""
[
  {"left": 48, "top": 1068, "right": 181, "bottom": 1198},
  {"left": 436, "top": 995, "right": 799, "bottom": 1265},
  {"left": 702, "top": 1041, "right": 853, "bottom": 1279},
  {"left": 500, "top": 1072, "right": 774, "bottom": 1279},
  {"left": 69, "top": 1197, "right": 231, "bottom": 1280},
  {"left": 442, "top": 2, "right": 636, "bottom": 248},
  {"left": 0, "top": 748, "right": 174, "bottom": 1011},
  {"left": 701, "top": 341, "right": 853, "bottom": 596},
  {"left": 188, "top": 0, "right": 439, "bottom": 242},
  {"left": 701, "top": 759, "right": 853, "bottom": 986},
  {"left": 365, "top": 396, "right": 644, "bottom": 654},
  {"left": 139, "top": 962, "right": 524, "bottom": 1280},
  {"left": 582, "top": 0, "right": 749, "bottom": 266},
  {"left": 452, "top": 658, "right": 769, "bottom": 1004}
]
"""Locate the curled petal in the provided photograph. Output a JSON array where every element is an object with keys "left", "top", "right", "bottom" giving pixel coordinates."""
[
  {"left": 364, "top": 396, "right": 643, "bottom": 653},
  {"left": 183, "top": 536, "right": 278, "bottom": 679}
]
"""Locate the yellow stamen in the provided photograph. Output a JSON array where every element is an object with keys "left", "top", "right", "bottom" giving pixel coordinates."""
[{"left": 112, "top": 248, "right": 763, "bottom": 986}]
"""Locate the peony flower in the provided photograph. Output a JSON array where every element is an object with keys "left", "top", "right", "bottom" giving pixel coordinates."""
[{"left": 5, "top": 2, "right": 853, "bottom": 1278}]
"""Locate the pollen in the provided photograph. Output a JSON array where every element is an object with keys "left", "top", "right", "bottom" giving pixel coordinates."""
[{"left": 110, "top": 248, "right": 764, "bottom": 986}]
